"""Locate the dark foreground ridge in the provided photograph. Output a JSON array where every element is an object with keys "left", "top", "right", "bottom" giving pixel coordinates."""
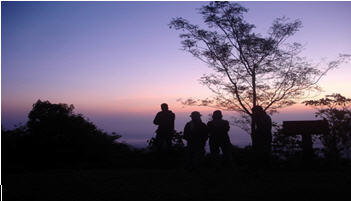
[{"left": 5, "top": 167, "right": 351, "bottom": 201}]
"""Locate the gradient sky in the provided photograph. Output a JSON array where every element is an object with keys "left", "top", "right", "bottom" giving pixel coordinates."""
[{"left": 2, "top": 1, "right": 351, "bottom": 147}]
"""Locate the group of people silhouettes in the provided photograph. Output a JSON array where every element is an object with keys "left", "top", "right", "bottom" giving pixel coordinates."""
[{"left": 153, "top": 103, "right": 272, "bottom": 170}]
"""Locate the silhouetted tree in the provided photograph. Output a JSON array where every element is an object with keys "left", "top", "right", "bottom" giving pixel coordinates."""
[
  {"left": 4, "top": 99, "right": 127, "bottom": 169},
  {"left": 304, "top": 94, "right": 351, "bottom": 159},
  {"left": 27, "top": 100, "right": 120, "bottom": 145},
  {"left": 170, "top": 1, "right": 350, "bottom": 146}
]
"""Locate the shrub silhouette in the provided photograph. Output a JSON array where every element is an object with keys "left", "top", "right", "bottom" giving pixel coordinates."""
[
  {"left": 272, "top": 123, "right": 303, "bottom": 160},
  {"left": 147, "top": 130, "right": 185, "bottom": 152},
  {"left": 3, "top": 100, "right": 130, "bottom": 170},
  {"left": 144, "top": 131, "right": 187, "bottom": 168}
]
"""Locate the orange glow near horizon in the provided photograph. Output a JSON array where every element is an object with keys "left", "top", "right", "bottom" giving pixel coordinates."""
[{"left": 73, "top": 99, "right": 317, "bottom": 117}]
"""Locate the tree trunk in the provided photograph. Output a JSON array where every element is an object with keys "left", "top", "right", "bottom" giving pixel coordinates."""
[
  {"left": 251, "top": 65, "right": 257, "bottom": 147},
  {"left": 251, "top": 115, "right": 256, "bottom": 147}
]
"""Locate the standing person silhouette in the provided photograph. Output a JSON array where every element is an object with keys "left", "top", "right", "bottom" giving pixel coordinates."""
[
  {"left": 252, "top": 105, "right": 272, "bottom": 168},
  {"left": 183, "top": 111, "right": 208, "bottom": 170},
  {"left": 153, "top": 103, "right": 175, "bottom": 152},
  {"left": 207, "top": 110, "right": 233, "bottom": 168}
]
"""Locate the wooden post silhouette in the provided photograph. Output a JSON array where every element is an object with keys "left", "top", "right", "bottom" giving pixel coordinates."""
[{"left": 283, "top": 120, "right": 329, "bottom": 162}]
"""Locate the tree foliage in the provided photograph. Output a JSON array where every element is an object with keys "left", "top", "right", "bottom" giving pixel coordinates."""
[
  {"left": 304, "top": 94, "right": 351, "bottom": 158},
  {"left": 170, "top": 2, "right": 350, "bottom": 135},
  {"left": 3, "top": 100, "right": 128, "bottom": 170},
  {"left": 27, "top": 100, "right": 121, "bottom": 147}
]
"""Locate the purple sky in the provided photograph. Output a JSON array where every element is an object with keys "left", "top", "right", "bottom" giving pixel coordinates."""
[{"left": 2, "top": 2, "right": 351, "bottom": 147}]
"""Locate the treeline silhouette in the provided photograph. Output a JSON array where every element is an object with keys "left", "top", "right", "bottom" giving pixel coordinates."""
[
  {"left": 3, "top": 100, "right": 132, "bottom": 171},
  {"left": 3, "top": 99, "right": 351, "bottom": 173}
]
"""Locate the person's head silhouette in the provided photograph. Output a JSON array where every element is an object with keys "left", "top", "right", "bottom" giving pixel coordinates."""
[
  {"left": 190, "top": 111, "right": 202, "bottom": 122},
  {"left": 161, "top": 103, "right": 169, "bottom": 111},
  {"left": 212, "top": 110, "right": 223, "bottom": 120},
  {"left": 252, "top": 105, "right": 264, "bottom": 116}
]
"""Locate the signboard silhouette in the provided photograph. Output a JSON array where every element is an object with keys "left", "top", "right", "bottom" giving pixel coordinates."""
[{"left": 283, "top": 120, "right": 329, "bottom": 161}]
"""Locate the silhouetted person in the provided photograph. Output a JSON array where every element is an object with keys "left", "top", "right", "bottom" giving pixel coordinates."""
[
  {"left": 153, "top": 103, "right": 175, "bottom": 152},
  {"left": 184, "top": 111, "right": 208, "bottom": 170},
  {"left": 252, "top": 105, "right": 272, "bottom": 168},
  {"left": 207, "top": 110, "right": 233, "bottom": 168}
]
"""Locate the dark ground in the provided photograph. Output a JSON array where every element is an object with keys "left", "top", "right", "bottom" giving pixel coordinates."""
[{"left": 4, "top": 166, "right": 351, "bottom": 201}]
